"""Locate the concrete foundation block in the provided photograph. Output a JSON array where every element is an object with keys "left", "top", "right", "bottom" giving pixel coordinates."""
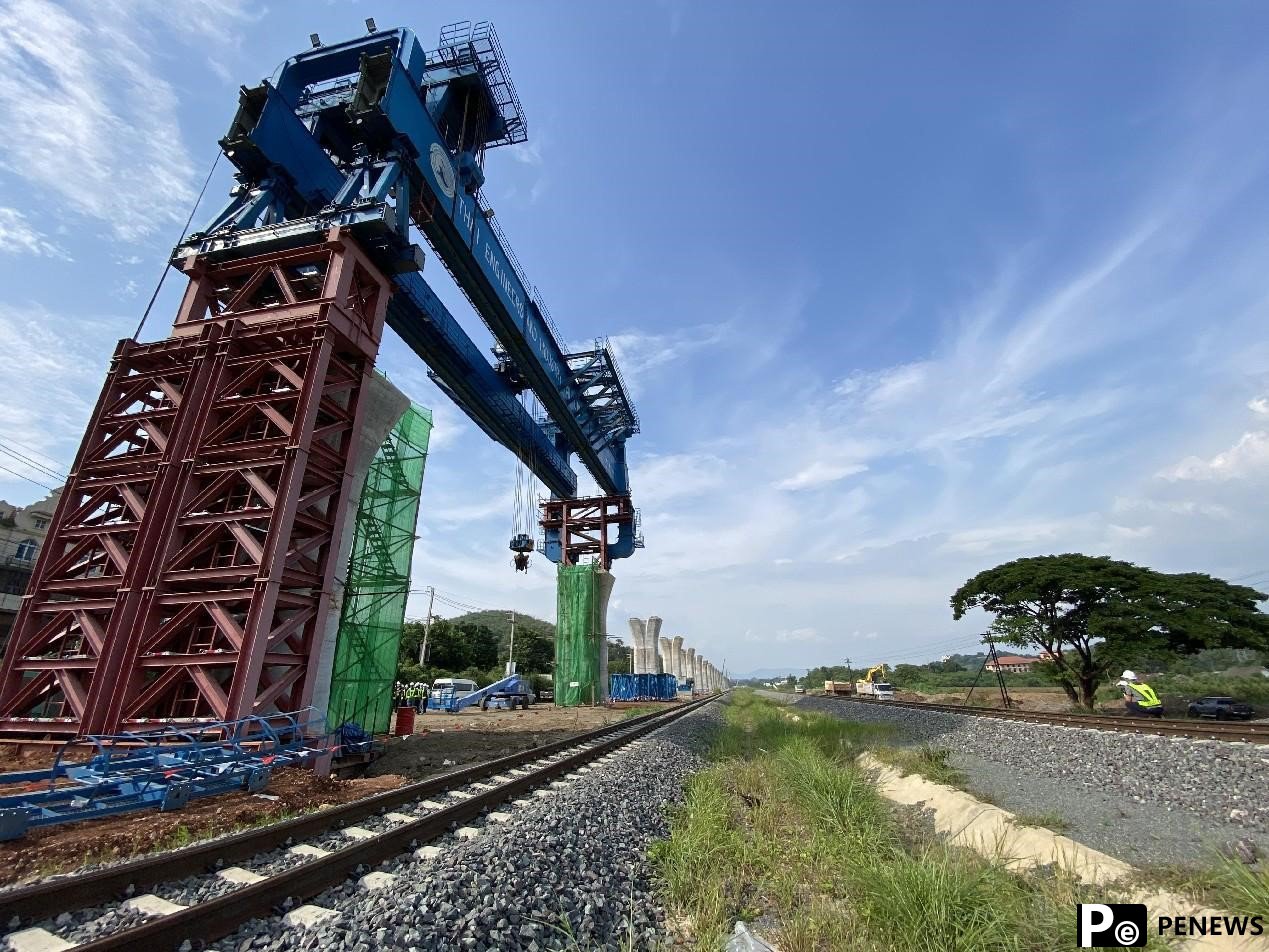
[
  {"left": 217, "top": 866, "right": 266, "bottom": 885},
  {"left": 123, "top": 894, "right": 186, "bottom": 917},
  {"left": 283, "top": 905, "right": 340, "bottom": 928},
  {"left": 288, "top": 844, "right": 331, "bottom": 858},
  {"left": 5, "top": 927, "right": 74, "bottom": 952}
]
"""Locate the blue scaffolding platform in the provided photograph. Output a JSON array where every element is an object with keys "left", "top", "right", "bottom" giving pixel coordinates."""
[{"left": 0, "top": 710, "right": 356, "bottom": 841}]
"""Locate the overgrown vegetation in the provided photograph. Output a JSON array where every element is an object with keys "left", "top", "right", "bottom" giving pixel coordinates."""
[
  {"left": 951, "top": 554, "right": 1269, "bottom": 708},
  {"left": 393, "top": 609, "right": 633, "bottom": 688},
  {"left": 870, "top": 744, "right": 967, "bottom": 787},
  {"left": 1009, "top": 811, "right": 1072, "bottom": 833},
  {"left": 652, "top": 691, "right": 1169, "bottom": 951},
  {"left": 1136, "top": 856, "right": 1269, "bottom": 924}
]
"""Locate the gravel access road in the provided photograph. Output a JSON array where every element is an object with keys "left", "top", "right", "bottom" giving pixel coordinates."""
[{"left": 795, "top": 694, "right": 1269, "bottom": 867}]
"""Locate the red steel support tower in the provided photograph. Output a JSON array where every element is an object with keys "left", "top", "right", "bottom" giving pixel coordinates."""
[{"left": 0, "top": 230, "right": 389, "bottom": 735}]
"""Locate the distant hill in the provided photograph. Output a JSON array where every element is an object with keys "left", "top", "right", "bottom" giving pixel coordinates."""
[{"left": 444, "top": 609, "right": 555, "bottom": 647}]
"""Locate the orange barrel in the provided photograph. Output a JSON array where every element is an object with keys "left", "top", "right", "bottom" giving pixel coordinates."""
[{"left": 394, "top": 705, "right": 416, "bottom": 736}]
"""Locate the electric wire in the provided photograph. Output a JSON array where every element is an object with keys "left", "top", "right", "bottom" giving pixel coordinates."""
[
  {"left": 0, "top": 442, "right": 68, "bottom": 483},
  {"left": 0, "top": 462, "right": 57, "bottom": 492},
  {"left": 132, "top": 151, "right": 223, "bottom": 341},
  {"left": 0, "top": 436, "right": 68, "bottom": 475}
]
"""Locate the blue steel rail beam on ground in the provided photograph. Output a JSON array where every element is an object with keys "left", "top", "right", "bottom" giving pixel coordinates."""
[{"left": 0, "top": 711, "right": 347, "bottom": 841}]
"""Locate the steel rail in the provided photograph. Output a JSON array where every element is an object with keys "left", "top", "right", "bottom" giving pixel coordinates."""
[
  {"left": 67, "top": 695, "right": 714, "bottom": 951},
  {"left": 0, "top": 700, "right": 703, "bottom": 925},
  {"left": 824, "top": 696, "right": 1269, "bottom": 744}
]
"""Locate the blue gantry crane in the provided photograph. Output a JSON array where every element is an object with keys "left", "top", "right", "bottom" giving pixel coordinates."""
[
  {"left": 180, "top": 19, "right": 643, "bottom": 566},
  {"left": 0, "top": 19, "right": 639, "bottom": 742}
]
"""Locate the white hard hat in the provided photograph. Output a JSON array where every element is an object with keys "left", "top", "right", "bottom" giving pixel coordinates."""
[
  {"left": 1116, "top": 680, "right": 1128, "bottom": 688},
  {"left": 1121, "top": 670, "right": 1137, "bottom": 681}
]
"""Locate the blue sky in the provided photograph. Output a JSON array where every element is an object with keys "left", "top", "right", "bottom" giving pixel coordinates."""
[{"left": 0, "top": 1, "right": 1267, "bottom": 676}]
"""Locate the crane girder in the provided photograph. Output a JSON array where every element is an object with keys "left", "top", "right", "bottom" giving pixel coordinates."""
[{"left": 200, "top": 25, "right": 637, "bottom": 500}]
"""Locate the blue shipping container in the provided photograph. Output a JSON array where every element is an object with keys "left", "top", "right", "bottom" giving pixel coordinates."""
[{"left": 610, "top": 673, "right": 678, "bottom": 701}]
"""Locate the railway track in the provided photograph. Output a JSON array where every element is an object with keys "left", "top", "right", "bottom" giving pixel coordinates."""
[
  {"left": 0, "top": 696, "right": 715, "bottom": 951},
  {"left": 823, "top": 695, "right": 1269, "bottom": 744}
]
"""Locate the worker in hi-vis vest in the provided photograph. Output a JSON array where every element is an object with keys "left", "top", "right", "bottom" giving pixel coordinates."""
[{"left": 1117, "top": 670, "right": 1163, "bottom": 718}]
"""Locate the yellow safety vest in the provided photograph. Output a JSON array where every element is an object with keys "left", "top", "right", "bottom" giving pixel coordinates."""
[{"left": 1128, "top": 682, "right": 1161, "bottom": 708}]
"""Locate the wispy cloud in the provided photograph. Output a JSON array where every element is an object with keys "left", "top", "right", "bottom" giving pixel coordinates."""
[
  {"left": 0, "top": 207, "right": 70, "bottom": 259},
  {"left": 0, "top": 0, "right": 254, "bottom": 242}
]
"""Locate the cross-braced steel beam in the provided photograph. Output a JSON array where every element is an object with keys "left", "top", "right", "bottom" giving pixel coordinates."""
[{"left": 0, "top": 231, "right": 390, "bottom": 736}]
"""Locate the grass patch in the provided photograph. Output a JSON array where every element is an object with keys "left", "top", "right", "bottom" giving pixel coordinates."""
[
  {"left": 652, "top": 689, "right": 1169, "bottom": 951},
  {"left": 1136, "top": 855, "right": 1269, "bottom": 922},
  {"left": 872, "top": 744, "right": 966, "bottom": 787},
  {"left": 1009, "top": 811, "right": 1072, "bottom": 833}
]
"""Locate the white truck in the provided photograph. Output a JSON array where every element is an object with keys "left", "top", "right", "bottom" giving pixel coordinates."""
[{"left": 855, "top": 679, "right": 895, "bottom": 700}]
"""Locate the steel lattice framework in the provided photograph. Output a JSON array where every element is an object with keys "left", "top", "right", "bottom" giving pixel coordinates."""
[{"left": 0, "top": 233, "right": 389, "bottom": 735}]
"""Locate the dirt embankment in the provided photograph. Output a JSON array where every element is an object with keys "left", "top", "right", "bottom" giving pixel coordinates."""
[
  {"left": 0, "top": 768, "right": 406, "bottom": 887},
  {"left": 0, "top": 702, "right": 668, "bottom": 886},
  {"left": 372, "top": 702, "right": 666, "bottom": 780}
]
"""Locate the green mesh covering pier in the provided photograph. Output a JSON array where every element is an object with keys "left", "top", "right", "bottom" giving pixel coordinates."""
[
  {"left": 554, "top": 562, "right": 615, "bottom": 706},
  {"left": 326, "top": 405, "right": 432, "bottom": 733}
]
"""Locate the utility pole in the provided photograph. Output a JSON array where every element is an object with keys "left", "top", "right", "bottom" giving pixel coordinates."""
[
  {"left": 507, "top": 609, "right": 517, "bottom": 676},
  {"left": 844, "top": 656, "right": 852, "bottom": 682},
  {"left": 418, "top": 585, "right": 435, "bottom": 667}
]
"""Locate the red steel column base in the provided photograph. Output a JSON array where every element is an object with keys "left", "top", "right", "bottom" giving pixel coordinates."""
[{"left": 0, "top": 232, "right": 390, "bottom": 736}]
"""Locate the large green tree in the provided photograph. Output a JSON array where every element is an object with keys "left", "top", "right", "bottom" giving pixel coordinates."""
[{"left": 951, "top": 554, "right": 1269, "bottom": 708}]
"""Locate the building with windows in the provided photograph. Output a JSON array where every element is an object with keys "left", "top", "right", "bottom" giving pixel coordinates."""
[
  {"left": 985, "top": 654, "right": 1045, "bottom": 674},
  {"left": 0, "top": 489, "right": 61, "bottom": 652}
]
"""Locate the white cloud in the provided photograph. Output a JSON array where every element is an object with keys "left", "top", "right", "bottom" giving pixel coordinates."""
[
  {"left": 1249, "top": 396, "right": 1269, "bottom": 416},
  {"left": 1159, "top": 432, "right": 1269, "bottom": 482},
  {"left": 774, "top": 627, "right": 822, "bottom": 643},
  {"left": 0, "top": 303, "right": 122, "bottom": 493},
  {"left": 776, "top": 460, "right": 867, "bottom": 491},
  {"left": 0, "top": 207, "right": 69, "bottom": 259},
  {"left": 0, "top": 0, "right": 254, "bottom": 242},
  {"left": 603, "top": 324, "right": 728, "bottom": 381},
  {"left": 632, "top": 453, "right": 726, "bottom": 501}
]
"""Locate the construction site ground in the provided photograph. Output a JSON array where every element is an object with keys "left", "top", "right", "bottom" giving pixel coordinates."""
[
  {"left": 0, "top": 768, "right": 407, "bottom": 888},
  {"left": 0, "top": 701, "right": 671, "bottom": 888},
  {"left": 371, "top": 700, "right": 672, "bottom": 780}
]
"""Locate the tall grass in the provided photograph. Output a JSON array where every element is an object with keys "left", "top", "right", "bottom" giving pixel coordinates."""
[{"left": 652, "top": 689, "right": 1172, "bottom": 951}]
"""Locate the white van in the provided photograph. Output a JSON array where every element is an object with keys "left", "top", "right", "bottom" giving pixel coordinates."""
[{"left": 429, "top": 678, "right": 478, "bottom": 707}]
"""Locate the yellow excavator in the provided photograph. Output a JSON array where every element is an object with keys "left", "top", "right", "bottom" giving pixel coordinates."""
[{"left": 855, "top": 664, "right": 895, "bottom": 699}]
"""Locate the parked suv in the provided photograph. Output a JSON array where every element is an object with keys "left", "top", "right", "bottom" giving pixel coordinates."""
[{"left": 1186, "top": 696, "right": 1255, "bottom": 720}]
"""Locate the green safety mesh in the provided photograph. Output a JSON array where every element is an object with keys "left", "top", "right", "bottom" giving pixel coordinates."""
[
  {"left": 554, "top": 562, "right": 604, "bottom": 707},
  {"left": 326, "top": 404, "right": 432, "bottom": 733}
]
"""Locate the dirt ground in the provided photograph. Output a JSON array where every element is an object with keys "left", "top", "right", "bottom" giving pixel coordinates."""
[
  {"left": 372, "top": 701, "right": 670, "bottom": 781},
  {"left": 0, "top": 702, "right": 671, "bottom": 886},
  {"left": 0, "top": 767, "right": 406, "bottom": 887},
  {"left": 912, "top": 687, "right": 1074, "bottom": 712}
]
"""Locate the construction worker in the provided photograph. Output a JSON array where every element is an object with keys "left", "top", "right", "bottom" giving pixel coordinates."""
[{"left": 1117, "top": 670, "right": 1163, "bottom": 718}]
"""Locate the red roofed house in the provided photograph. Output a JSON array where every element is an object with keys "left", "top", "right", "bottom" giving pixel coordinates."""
[{"left": 985, "top": 654, "right": 1043, "bottom": 674}]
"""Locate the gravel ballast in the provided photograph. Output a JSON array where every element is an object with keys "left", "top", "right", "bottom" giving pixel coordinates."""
[
  {"left": 207, "top": 703, "right": 720, "bottom": 952},
  {"left": 794, "top": 695, "right": 1269, "bottom": 865}
]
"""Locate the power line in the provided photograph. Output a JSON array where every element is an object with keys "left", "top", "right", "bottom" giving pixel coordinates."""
[
  {"left": 1229, "top": 570, "right": 1269, "bottom": 584},
  {"left": 0, "top": 442, "right": 67, "bottom": 483},
  {"left": 133, "top": 151, "right": 222, "bottom": 340},
  {"left": 0, "top": 462, "right": 56, "bottom": 492},
  {"left": 0, "top": 436, "right": 67, "bottom": 473}
]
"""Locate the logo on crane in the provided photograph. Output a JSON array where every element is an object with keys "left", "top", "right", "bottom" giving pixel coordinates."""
[{"left": 430, "top": 143, "right": 457, "bottom": 199}]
